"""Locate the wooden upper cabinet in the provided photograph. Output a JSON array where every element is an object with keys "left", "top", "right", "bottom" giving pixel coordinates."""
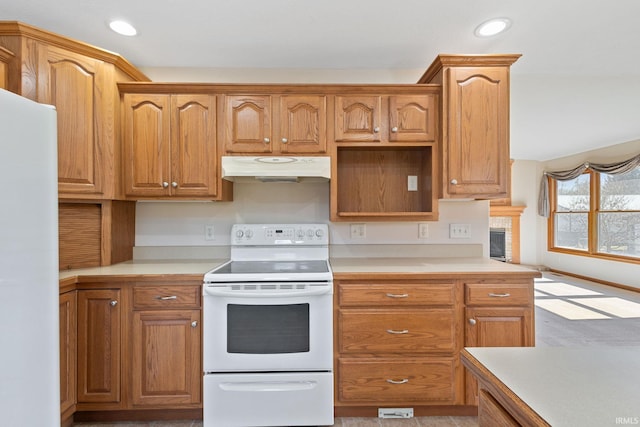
[
  {"left": 334, "top": 94, "right": 436, "bottom": 144},
  {"left": 446, "top": 67, "right": 510, "bottom": 198},
  {"left": 279, "top": 95, "right": 327, "bottom": 153},
  {"left": 224, "top": 94, "right": 327, "bottom": 154},
  {"left": 0, "top": 22, "right": 149, "bottom": 200},
  {"left": 122, "top": 93, "right": 219, "bottom": 199},
  {"left": 419, "top": 54, "right": 520, "bottom": 199},
  {"left": 39, "top": 46, "right": 107, "bottom": 197},
  {"left": 0, "top": 46, "right": 13, "bottom": 89},
  {"left": 224, "top": 95, "right": 272, "bottom": 153},
  {"left": 334, "top": 95, "right": 382, "bottom": 142},
  {"left": 389, "top": 95, "right": 436, "bottom": 142}
]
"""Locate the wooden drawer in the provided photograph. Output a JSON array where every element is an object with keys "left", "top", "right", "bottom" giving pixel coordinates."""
[
  {"left": 133, "top": 285, "right": 201, "bottom": 310},
  {"left": 465, "top": 283, "right": 532, "bottom": 306},
  {"left": 339, "top": 309, "right": 456, "bottom": 354},
  {"left": 339, "top": 283, "right": 455, "bottom": 307},
  {"left": 338, "top": 357, "right": 456, "bottom": 403}
]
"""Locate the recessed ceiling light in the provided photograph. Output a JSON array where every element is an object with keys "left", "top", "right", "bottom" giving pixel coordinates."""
[
  {"left": 109, "top": 20, "right": 137, "bottom": 36},
  {"left": 474, "top": 18, "right": 511, "bottom": 37}
]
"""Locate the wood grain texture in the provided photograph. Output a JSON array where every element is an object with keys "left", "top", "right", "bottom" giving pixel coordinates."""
[
  {"left": 59, "top": 290, "right": 77, "bottom": 416},
  {"left": 339, "top": 283, "right": 455, "bottom": 307},
  {"left": 59, "top": 203, "right": 102, "bottom": 270}
]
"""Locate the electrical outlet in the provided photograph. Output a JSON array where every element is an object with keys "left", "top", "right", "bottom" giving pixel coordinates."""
[
  {"left": 449, "top": 223, "right": 471, "bottom": 239},
  {"left": 204, "top": 224, "right": 215, "bottom": 241},
  {"left": 407, "top": 175, "right": 418, "bottom": 191},
  {"left": 418, "top": 223, "right": 429, "bottom": 239},
  {"left": 350, "top": 223, "right": 366, "bottom": 239}
]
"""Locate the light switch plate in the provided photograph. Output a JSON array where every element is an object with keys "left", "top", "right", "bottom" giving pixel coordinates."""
[
  {"left": 449, "top": 223, "right": 470, "bottom": 239},
  {"left": 350, "top": 223, "right": 366, "bottom": 238}
]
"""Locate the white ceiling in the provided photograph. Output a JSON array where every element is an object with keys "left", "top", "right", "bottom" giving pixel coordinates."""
[{"left": 2, "top": 0, "right": 640, "bottom": 161}]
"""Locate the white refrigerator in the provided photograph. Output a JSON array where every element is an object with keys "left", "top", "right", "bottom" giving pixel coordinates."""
[{"left": 0, "top": 89, "right": 60, "bottom": 425}]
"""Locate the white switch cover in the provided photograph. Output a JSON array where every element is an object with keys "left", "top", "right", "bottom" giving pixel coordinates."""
[
  {"left": 418, "top": 223, "right": 429, "bottom": 239},
  {"left": 407, "top": 175, "right": 418, "bottom": 191},
  {"left": 350, "top": 223, "right": 366, "bottom": 239},
  {"left": 449, "top": 223, "right": 471, "bottom": 239},
  {"left": 204, "top": 224, "right": 215, "bottom": 240}
]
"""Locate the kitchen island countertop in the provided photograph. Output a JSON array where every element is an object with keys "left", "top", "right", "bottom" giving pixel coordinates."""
[{"left": 462, "top": 346, "right": 640, "bottom": 427}]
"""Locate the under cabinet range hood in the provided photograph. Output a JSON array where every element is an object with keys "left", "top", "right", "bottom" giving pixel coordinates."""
[{"left": 221, "top": 156, "right": 331, "bottom": 183}]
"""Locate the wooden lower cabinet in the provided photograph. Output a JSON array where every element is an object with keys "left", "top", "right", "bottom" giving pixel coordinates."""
[
  {"left": 66, "top": 280, "right": 203, "bottom": 422},
  {"left": 77, "top": 288, "right": 122, "bottom": 406},
  {"left": 130, "top": 282, "right": 201, "bottom": 407},
  {"left": 464, "top": 280, "right": 535, "bottom": 405},
  {"left": 334, "top": 274, "right": 537, "bottom": 417},
  {"left": 334, "top": 278, "right": 465, "bottom": 414},
  {"left": 59, "top": 290, "right": 77, "bottom": 419}
]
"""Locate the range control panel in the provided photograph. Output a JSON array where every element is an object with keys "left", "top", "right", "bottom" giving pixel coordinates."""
[{"left": 230, "top": 224, "right": 329, "bottom": 245}]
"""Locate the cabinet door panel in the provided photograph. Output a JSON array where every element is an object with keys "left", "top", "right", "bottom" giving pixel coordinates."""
[
  {"left": 131, "top": 310, "right": 201, "bottom": 406},
  {"left": 279, "top": 95, "right": 327, "bottom": 153},
  {"left": 446, "top": 67, "right": 510, "bottom": 197},
  {"left": 224, "top": 95, "right": 272, "bottom": 153},
  {"left": 334, "top": 95, "right": 382, "bottom": 142},
  {"left": 171, "top": 94, "right": 217, "bottom": 196},
  {"left": 389, "top": 95, "right": 436, "bottom": 142},
  {"left": 39, "top": 46, "right": 104, "bottom": 196},
  {"left": 77, "top": 289, "right": 121, "bottom": 403},
  {"left": 123, "top": 94, "right": 171, "bottom": 196},
  {"left": 59, "top": 291, "right": 77, "bottom": 414}
]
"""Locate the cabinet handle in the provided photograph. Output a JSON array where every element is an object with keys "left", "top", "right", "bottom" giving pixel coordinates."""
[
  {"left": 156, "top": 295, "right": 178, "bottom": 300},
  {"left": 386, "top": 293, "right": 409, "bottom": 298},
  {"left": 391, "top": 126, "right": 398, "bottom": 133},
  {"left": 488, "top": 293, "right": 511, "bottom": 298},
  {"left": 386, "top": 329, "right": 409, "bottom": 334},
  {"left": 171, "top": 181, "right": 178, "bottom": 188},
  {"left": 162, "top": 182, "right": 169, "bottom": 188},
  {"left": 373, "top": 126, "right": 380, "bottom": 133},
  {"left": 387, "top": 378, "right": 409, "bottom": 384},
  {"left": 469, "top": 318, "right": 476, "bottom": 325},
  {"left": 191, "top": 321, "right": 198, "bottom": 328},
  {"left": 281, "top": 137, "right": 288, "bottom": 143},
  {"left": 450, "top": 179, "right": 458, "bottom": 185},
  {"left": 263, "top": 137, "right": 270, "bottom": 144},
  {"left": 110, "top": 300, "right": 118, "bottom": 307}
]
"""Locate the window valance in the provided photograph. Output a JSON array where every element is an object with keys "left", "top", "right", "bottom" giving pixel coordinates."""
[{"left": 537, "top": 152, "right": 640, "bottom": 217}]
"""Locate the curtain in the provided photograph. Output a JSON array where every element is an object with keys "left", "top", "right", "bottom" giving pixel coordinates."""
[{"left": 538, "top": 152, "right": 640, "bottom": 217}]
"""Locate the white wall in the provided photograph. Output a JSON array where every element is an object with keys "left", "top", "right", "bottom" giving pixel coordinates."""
[
  {"left": 136, "top": 182, "right": 490, "bottom": 256},
  {"left": 510, "top": 160, "right": 541, "bottom": 267},
  {"left": 536, "top": 139, "right": 640, "bottom": 289}
]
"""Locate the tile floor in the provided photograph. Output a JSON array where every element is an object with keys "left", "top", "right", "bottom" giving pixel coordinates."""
[{"left": 73, "top": 271, "right": 640, "bottom": 427}]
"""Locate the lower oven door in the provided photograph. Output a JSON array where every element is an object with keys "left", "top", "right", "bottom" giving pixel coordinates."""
[
  {"left": 203, "top": 285, "right": 333, "bottom": 372},
  {"left": 204, "top": 371, "right": 334, "bottom": 426}
]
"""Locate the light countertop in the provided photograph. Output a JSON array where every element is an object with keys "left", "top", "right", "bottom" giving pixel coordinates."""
[
  {"left": 58, "top": 259, "right": 228, "bottom": 280},
  {"left": 464, "top": 346, "right": 640, "bottom": 426},
  {"left": 59, "top": 256, "right": 540, "bottom": 281},
  {"left": 329, "top": 256, "right": 540, "bottom": 275}
]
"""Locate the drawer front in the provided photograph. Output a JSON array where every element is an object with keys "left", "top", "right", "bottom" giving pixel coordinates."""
[
  {"left": 339, "top": 283, "right": 455, "bottom": 307},
  {"left": 338, "top": 358, "right": 456, "bottom": 403},
  {"left": 465, "top": 283, "right": 532, "bottom": 306},
  {"left": 133, "top": 285, "right": 201, "bottom": 309},
  {"left": 339, "top": 309, "right": 456, "bottom": 353}
]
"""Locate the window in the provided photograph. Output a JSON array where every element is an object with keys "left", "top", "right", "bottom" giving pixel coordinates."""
[{"left": 549, "top": 165, "right": 640, "bottom": 262}]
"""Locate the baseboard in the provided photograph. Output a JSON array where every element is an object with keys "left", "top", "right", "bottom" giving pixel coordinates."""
[{"left": 549, "top": 269, "right": 640, "bottom": 293}]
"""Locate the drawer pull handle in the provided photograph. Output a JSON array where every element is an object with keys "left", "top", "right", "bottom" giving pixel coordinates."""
[
  {"left": 156, "top": 295, "right": 178, "bottom": 300},
  {"left": 469, "top": 318, "right": 477, "bottom": 325},
  {"left": 488, "top": 293, "right": 511, "bottom": 298},
  {"left": 386, "top": 329, "right": 409, "bottom": 334},
  {"left": 386, "top": 293, "right": 409, "bottom": 298},
  {"left": 387, "top": 378, "right": 409, "bottom": 384}
]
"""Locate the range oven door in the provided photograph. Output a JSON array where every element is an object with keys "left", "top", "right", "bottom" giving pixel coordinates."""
[{"left": 203, "top": 283, "right": 333, "bottom": 372}]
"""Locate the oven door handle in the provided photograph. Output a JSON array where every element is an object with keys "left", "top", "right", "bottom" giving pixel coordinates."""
[
  {"left": 203, "top": 287, "right": 331, "bottom": 298},
  {"left": 219, "top": 381, "right": 318, "bottom": 392}
]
